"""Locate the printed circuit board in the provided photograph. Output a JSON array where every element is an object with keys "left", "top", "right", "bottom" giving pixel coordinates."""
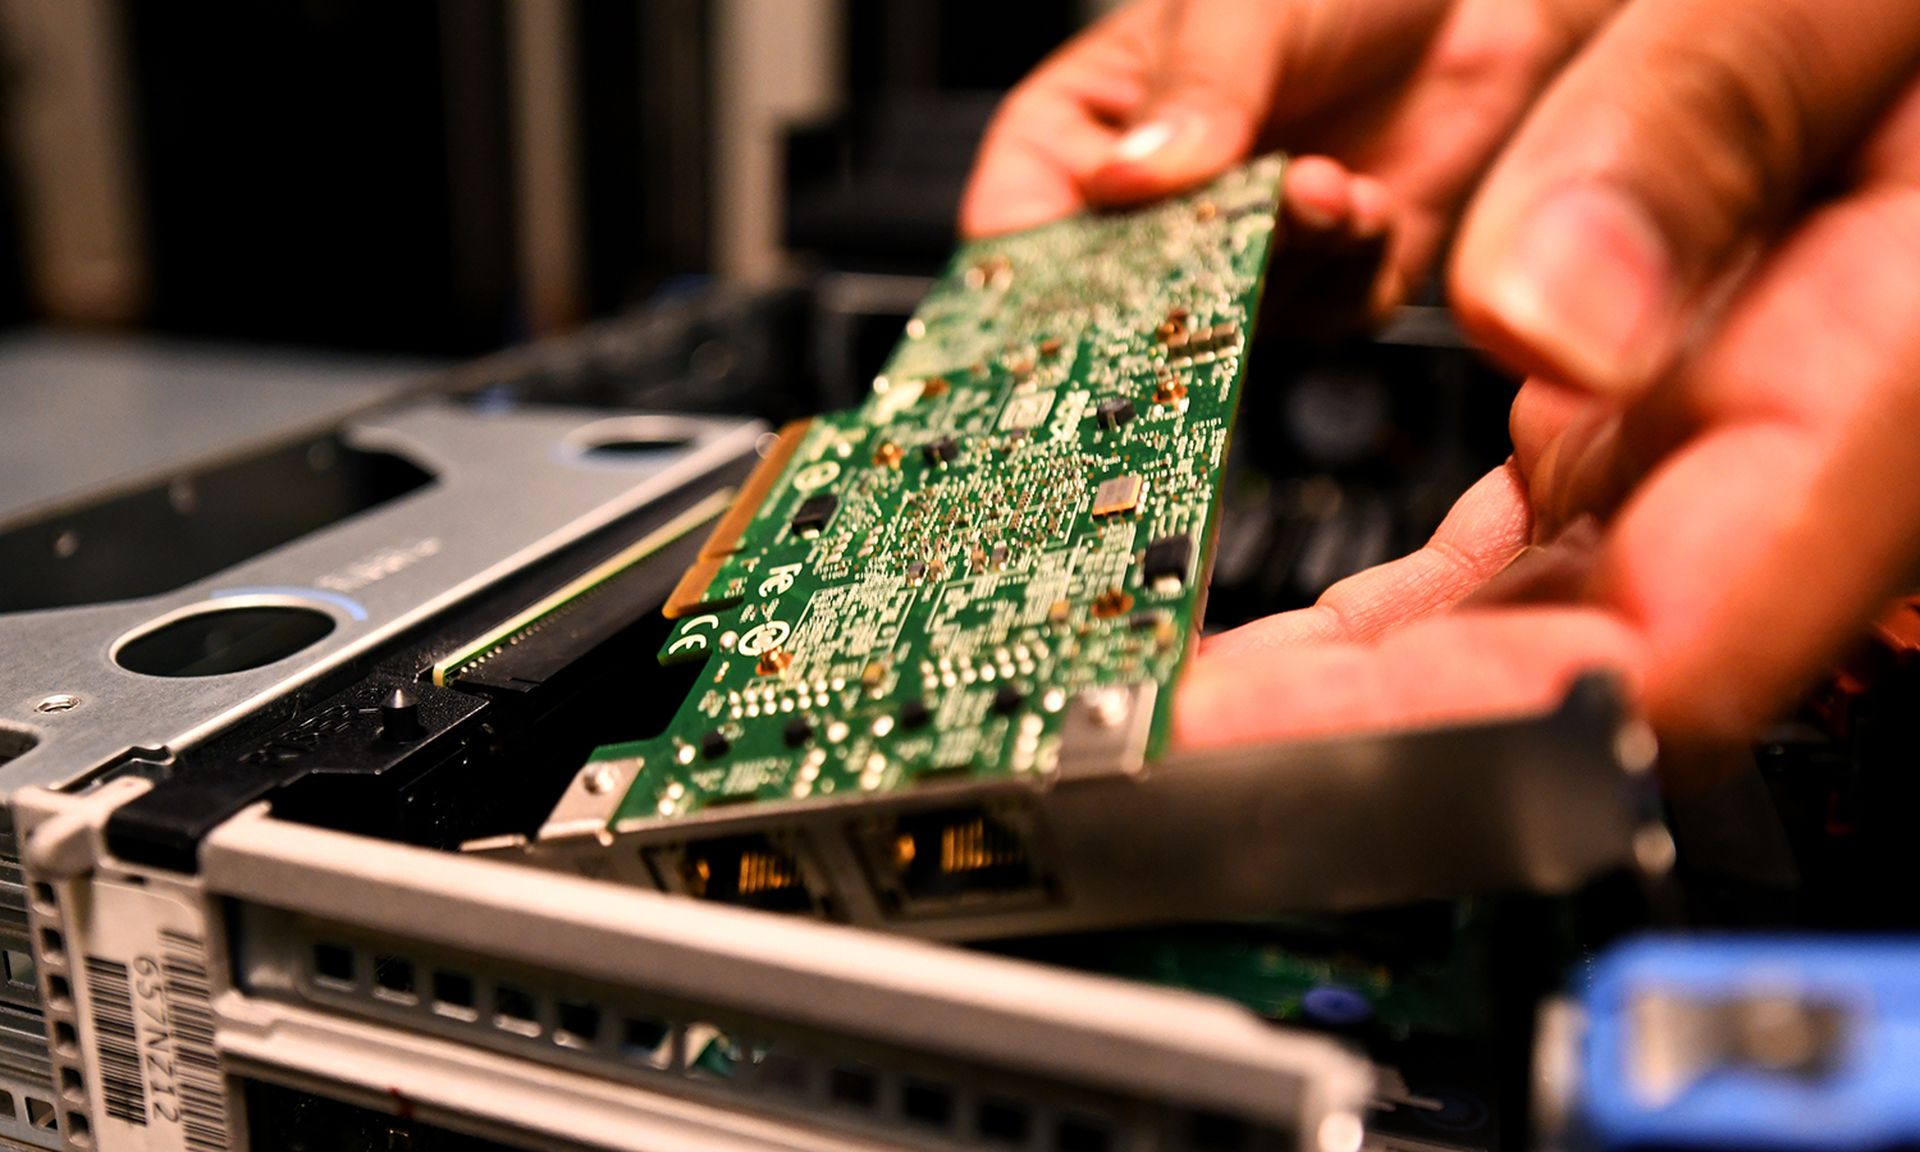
[{"left": 525, "top": 155, "right": 1285, "bottom": 862}]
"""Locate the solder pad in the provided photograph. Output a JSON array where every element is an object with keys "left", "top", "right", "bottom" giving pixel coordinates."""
[{"left": 570, "top": 156, "right": 1283, "bottom": 832}]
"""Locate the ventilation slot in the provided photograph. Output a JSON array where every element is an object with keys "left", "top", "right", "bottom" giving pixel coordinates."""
[
  {"left": 22, "top": 876, "right": 71, "bottom": 1148},
  {"left": 278, "top": 927, "right": 1155, "bottom": 1152}
]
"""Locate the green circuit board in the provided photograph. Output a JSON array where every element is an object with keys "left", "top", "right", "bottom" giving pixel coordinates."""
[
  {"left": 589, "top": 155, "right": 1285, "bottom": 829},
  {"left": 990, "top": 907, "right": 1494, "bottom": 1043}
]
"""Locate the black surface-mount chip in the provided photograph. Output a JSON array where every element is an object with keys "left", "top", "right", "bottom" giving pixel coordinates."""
[
  {"left": 783, "top": 716, "right": 814, "bottom": 747},
  {"left": 1143, "top": 533, "right": 1194, "bottom": 589},
  {"left": 1095, "top": 397, "right": 1136, "bottom": 429},
  {"left": 922, "top": 436, "right": 961, "bottom": 465},
  {"left": 991, "top": 684, "right": 1024, "bottom": 715},
  {"left": 899, "top": 699, "right": 932, "bottom": 729},
  {"left": 700, "top": 730, "right": 731, "bottom": 759},
  {"left": 790, "top": 494, "right": 838, "bottom": 537}
]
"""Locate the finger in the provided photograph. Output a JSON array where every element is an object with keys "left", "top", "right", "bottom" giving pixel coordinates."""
[
  {"left": 1463, "top": 515, "right": 1603, "bottom": 606},
  {"left": 959, "top": 1, "right": 1163, "bottom": 236},
  {"left": 1576, "top": 82, "right": 1920, "bottom": 747},
  {"left": 1508, "top": 377, "right": 1592, "bottom": 483},
  {"left": 1283, "top": 157, "right": 1394, "bottom": 243},
  {"left": 1285, "top": 0, "right": 1628, "bottom": 315},
  {"left": 1537, "top": 68, "right": 1920, "bottom": 539},
  {"left": 1176, "top": 606, "right": 1643, "bottom": 746},
  {"left": 1084, "top": 0, "right": 1291, "bottom": 205},
  {"left": 1086, "top": 0, "right": 1456, "bottom": 206},
  {"left": 1203, "top": 461, "right": 1531, "bottom": 657},
  {"left": 1347, "top": 174, "right": 1393, "bottom": 241},
  {"left": 1509, "top": 377, "right": 1619, "bottom": 541},
  {"left": 1263, "top": 160, "right": 1406, "bottom": 334},
  {"left": 1451, "top": 0, "right": 1920, "bottom": 399},
  {"left": 1511, "top": 375, "right": 1704, "bottom": 544},
  {"left": 1284, "top": 155, "right": 1362, "bottom": 233}
]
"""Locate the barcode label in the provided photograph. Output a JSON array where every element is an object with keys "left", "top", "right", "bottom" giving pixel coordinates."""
[
  {"left": 159, "top": 930, "right": 228, "bottom": 1152},
  {"left": 76, "top": 875, "right": 231, "bottom": 1152},
  {"left": 84, "top": 955, "right": 149, "bottom": 1125}
]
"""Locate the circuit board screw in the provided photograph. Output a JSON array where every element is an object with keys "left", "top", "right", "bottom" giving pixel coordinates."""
[
  {"left": 581, "top": 763, "right": 622, "bottom": 795},
  {"left": 1087, "top": 688, "right": 1128, "bottom": 729}
]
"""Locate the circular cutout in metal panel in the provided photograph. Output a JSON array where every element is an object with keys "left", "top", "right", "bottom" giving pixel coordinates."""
[
  {"left": 564, "top": 415, "right": 705, "bottom": 461},
  {"left": 115, "top": 604, "right": 335, "bottom": 677}
]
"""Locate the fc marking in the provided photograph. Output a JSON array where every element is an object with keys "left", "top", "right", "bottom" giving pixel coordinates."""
[{"left": 759, "top": 562, "right": 803, "bottom": 598}]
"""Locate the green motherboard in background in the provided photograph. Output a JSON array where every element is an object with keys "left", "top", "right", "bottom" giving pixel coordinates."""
[{"left": 583, "top": 156, "right": 1285, "bottom": 831}]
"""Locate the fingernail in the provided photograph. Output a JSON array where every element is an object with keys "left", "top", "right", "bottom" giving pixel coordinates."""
[
  {"left": 1108, "top": 106, "right": 1211, "bottom": 170},
  {"left": 1287, "top": 192, "right": 1340, "bottom": 231},
  {"left": 1484, "top": 183, "right": 1674, "bottom": 395},
  {"left": 1529, "top": 409, "right": 1623, "bottom": 544},
  {"left": 1113, "top": 118, "right": 1177, "bottom": 162}
]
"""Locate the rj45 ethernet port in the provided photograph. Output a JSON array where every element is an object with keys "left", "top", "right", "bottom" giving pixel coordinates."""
[
  {"left": 646, "top": 834, "right": 827, "bottom": 915},
  {"left": 856, "top": 805, "right": 1055, "bottom": 918}
]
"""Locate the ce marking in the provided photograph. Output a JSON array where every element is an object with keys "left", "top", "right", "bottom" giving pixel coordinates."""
[{"left": 666, "top": 614, "right": 721, "bottom": 656}]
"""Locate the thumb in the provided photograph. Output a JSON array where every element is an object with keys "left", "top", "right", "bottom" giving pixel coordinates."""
[
  {"left": 1086, "top": 0, "right": 1451, "bottom": 205},
  {"left": 1451, "top": 0, "right": 1920, "bottom": 399}
]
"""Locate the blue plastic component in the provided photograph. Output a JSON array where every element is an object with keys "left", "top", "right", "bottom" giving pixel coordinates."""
[
  {"left": 1571, "top": 937, "right": 1920, "bottom": 1152},
  {"left": 1301, "top": 984, "right": 1374, "bottom": 1028}
]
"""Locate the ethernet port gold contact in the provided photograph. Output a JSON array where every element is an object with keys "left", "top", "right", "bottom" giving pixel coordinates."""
[
  {"left": 856, "top": 805, "right": 1056, "bottom": 918},
  {"left": 646, "top": 834, "right": 831, "bottom": 916}
]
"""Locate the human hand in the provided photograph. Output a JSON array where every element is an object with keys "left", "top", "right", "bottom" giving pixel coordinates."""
[
  {"left": 960, "top": 0, "right": 1621, "bottom": 325},
  {"left": 1177, "top": 0, "right": 1920, "bottom": 782}
]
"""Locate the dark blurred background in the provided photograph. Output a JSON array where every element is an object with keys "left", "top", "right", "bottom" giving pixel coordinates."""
[{"left": 0, "top": 0, "right": 1092, "bottom": 353}]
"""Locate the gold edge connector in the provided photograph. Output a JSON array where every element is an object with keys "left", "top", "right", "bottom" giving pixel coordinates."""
[{"left": 664, "top": 418, "right": 814, "bottom": 619}]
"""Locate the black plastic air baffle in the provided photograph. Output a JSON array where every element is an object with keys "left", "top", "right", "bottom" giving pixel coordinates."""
[{"left": 104, "top": 678, "right": 487, "bottom": 871}]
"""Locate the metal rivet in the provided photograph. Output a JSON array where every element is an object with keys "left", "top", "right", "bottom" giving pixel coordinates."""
[
  {"left": 35, "top": 694, "right": 80, "bottom": 714},
  {"left": 1088, "top": 688, "right": 1127, "bottom": 728}
]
